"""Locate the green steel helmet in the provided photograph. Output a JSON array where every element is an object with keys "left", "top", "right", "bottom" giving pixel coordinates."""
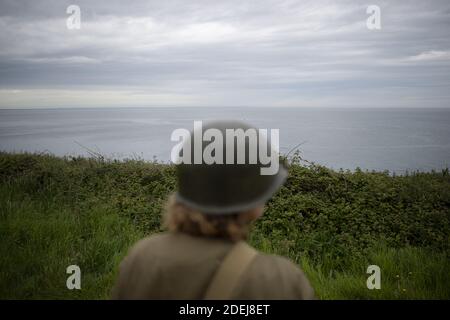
[{"left": 174, "top": 120, "right": 287, "bottom": 215}]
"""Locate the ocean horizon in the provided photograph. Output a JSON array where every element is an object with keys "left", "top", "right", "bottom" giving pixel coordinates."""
[{"left": 1, "top": 106, "right": 449, "bottom": 174}]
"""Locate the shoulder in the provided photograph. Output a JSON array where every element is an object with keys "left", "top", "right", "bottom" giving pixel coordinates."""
[
  {"left": 116, "top": 233, "right": 172, "bottom": 276},
  {"left": 237, "top": 252, "right": 315, "bottom": 300},
  {"left": 261, "top": 254, "right": 307, "bottom": 278},
  {"left": 112, "top": 233, "right": 171, "bottom": 299},
  {"left": 126, "top": 233, "right": 169, "bottom": 255},
  {"left": 120, "top": 233, "right": 174, "bottom": 266}
]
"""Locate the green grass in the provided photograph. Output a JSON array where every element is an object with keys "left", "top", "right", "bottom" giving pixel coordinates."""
[
  {"left": 255, "top": 237, "right": 450, "bottom": 299},
  {"left": 0, "top": 179, "right": 142, "bottom": 299},
  {"left": 0, "top": 152, "right": 449, "bottom": 299}
]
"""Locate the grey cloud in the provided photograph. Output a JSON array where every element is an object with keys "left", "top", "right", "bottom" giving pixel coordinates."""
[{"left": 0, "top": 0, "right": 449, "bottom": 108}]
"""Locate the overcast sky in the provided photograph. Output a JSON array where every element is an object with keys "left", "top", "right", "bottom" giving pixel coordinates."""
[{"left": 0, "top": 0, "right": 449, "bottom": 108}]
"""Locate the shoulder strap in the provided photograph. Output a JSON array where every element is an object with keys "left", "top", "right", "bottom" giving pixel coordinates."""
[{"left": 204, "top": 241, "right": 257, "bottom": 300}]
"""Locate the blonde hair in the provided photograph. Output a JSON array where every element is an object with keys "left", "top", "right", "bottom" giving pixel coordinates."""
[{"left": 163, "top": 194, "right": 261, "bottom": 242}]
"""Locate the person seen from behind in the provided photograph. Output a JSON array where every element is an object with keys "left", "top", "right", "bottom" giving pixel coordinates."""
[{"left": 112, "top": 120, "right": 315, "bottom": 299}]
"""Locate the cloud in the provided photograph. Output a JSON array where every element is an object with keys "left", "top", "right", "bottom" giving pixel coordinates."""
[
  {"left": 19, "top": 56, "right": 101, "bottom": 64},
  {"left": 406, "top": 50, "right": 450, "bottom": 62},
  {"left": 0, "top": 0, "right": 450, "bottom": 108}
]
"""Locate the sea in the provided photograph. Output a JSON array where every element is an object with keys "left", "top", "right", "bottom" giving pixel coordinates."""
[{"left": 0, "top": 107, "right": 449, "bottom": 174}]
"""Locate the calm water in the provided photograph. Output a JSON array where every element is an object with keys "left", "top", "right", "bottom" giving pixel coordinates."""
[{"left": 0, "top": 107, "right": 449, "bottom": 173}]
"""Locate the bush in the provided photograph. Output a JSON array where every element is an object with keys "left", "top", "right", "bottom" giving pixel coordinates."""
[{"left": 0, "top": 152, "right": 449, "bottom": 299}]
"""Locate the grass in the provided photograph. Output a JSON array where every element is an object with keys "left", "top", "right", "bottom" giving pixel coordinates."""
[
  {"left": 0, "top": 184, "right": 142, "bottom": 299},
  {"left": 0, "top": 152, "right": 449, "bottom": 299},
  {"left": 277, "top": 244, "right": 448, "bottom": 299}
]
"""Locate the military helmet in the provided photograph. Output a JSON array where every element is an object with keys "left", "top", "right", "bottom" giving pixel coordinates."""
[{"left": 174, "top": 120, "right": 287, "bottom": 215}]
